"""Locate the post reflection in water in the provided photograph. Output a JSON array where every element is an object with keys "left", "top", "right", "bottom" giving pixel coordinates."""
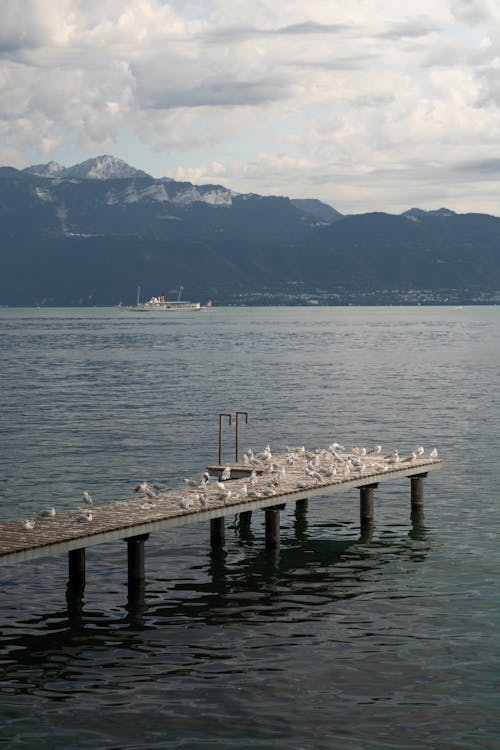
[
  {"left": 126, "top": 579, "right": 146, "bottom": 628},
  {"left": 65, "top": 581, "right": 85, "bottom": 631}
]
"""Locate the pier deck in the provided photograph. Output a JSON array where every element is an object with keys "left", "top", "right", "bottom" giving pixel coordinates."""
[{"left": 0, "top": 452, "right": 442, "bottom": 566}]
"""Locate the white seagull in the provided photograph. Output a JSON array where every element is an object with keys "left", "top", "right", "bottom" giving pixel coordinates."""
[
  {"left": 198, "top": 493, "right": 209, "bottom": 509},
  {"left": 221, "top": 466, "right": 231, "bottom": 480},
  {"left": 77, "top": 510, "right": 93, "bottom": 523},
  {"left": 22, "top": 519, "right": 36, "bottom": 530},
  {"left": 82, "top": 491, "right": 94, "bottom": 507},
  {"left": 37, "top": 507, "right": 56, "bottom": 519}
]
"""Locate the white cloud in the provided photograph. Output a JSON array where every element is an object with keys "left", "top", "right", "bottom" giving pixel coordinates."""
[{"left": 2, "top": 0, "right": 500, "bottom": 213}]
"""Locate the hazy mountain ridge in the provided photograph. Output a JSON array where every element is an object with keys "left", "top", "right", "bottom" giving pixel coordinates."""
[
  {"left": 1, "top": 157, "right": 500, "bottom": 305},
  {"left": 24, "top": 155, "right": 151, "bottom": 181}
]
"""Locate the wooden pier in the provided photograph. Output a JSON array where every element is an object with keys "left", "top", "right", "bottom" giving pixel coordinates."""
[{"left": 0, "top": 443, "right": 442, "bottom": 592}]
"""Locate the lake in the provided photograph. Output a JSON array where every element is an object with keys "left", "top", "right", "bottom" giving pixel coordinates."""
[{"left": 0, "top": 306, "right": 498, "bottom": 749}]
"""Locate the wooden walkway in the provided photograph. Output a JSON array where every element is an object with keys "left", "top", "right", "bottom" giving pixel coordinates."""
[{"left": 0, "top": 448, "right": 442, "bottom": 567}]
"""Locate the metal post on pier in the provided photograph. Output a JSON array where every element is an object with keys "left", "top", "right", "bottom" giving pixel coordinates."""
[
  {"left": 218, "top": 413, "right": 233, "bottom": 464},
  {"left": 359, "top": 483, "right": 378, "bottom": 526}
]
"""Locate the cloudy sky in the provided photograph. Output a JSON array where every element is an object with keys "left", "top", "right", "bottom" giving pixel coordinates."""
[{"left": 2, "top": 0, "right": 500, "bottom": 214}]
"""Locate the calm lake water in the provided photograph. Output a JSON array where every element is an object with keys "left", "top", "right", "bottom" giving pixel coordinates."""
[{"left": 0, "top": 306, "right": 499, "bottom": 749}]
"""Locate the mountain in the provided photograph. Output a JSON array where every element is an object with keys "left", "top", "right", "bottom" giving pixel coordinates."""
[
  {"left": 24, "top": 155, "right": 151, "bottom": 180},
  {"left": 291, "top": 198, "right": 343, "bottom": 224},
  {"left": 1, "top": 159, "right": 500, "bottom": 306}
]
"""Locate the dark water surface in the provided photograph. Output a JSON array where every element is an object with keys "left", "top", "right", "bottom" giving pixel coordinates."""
[{"left": 0, "top": 306, "right": 498, "bottom": 749}]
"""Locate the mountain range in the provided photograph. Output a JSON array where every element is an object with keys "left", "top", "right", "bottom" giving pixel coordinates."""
[{"left": 1, "top": 154, "right": 499, "bottom": 306}]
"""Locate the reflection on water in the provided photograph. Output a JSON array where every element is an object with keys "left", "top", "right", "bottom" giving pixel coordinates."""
[{"left": 1, "top": 512, "right": 430, "bottom": 687}]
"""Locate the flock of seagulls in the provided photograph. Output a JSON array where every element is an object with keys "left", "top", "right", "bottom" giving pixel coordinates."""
[
  {"left": 20, "top": 440, "right": 439, "bottom": 531},
  {"left": 21, "top": 491, "right": 96, "bottom": 530},
  {"left": 174, "top": 440, "right": 438, "bottom": 513}
]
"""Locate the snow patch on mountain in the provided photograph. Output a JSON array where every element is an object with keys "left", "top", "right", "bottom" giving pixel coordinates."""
[
  {"left": 25, "top": 155, "right": 151, "bottom": 180},
  {"left": 34, "top": 186, "right": 53, "bottom": 201},
  {"left": 26, "top": 161, "right": 65, "bottom": 178},
  {"left": 171, "top": 186, "right": 233, "bottom": 206},
  {"left": 105, "top": 182, "right": 234, "bottom": 207}
]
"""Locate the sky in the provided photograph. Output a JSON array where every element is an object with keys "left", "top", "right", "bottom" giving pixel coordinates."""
[{"left": 2, "top": 0, "right": 500, "bottom": 215}]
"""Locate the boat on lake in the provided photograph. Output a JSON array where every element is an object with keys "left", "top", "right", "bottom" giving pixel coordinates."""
[{"left": 120, "top": 286, "right": 201, "bottom": 312}]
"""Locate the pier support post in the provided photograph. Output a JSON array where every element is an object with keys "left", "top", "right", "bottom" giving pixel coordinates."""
[
  {"left": 210, "top": 517, "right": 225, "bottom": 547},
  {"left": 294, "top": 498, "right": 308, "bottom": 540},
  {"left": 410, "top": 473, "right": 427, "bottom": 512},
  {"left": 239, "top": 510, "right": 252, "bottom": 524},
  {"left": 68, "top": 548, "right": 86, "bottom": 586},
  {"left": 359, "top": 483, "right": 378, "bottom": 526},
  {"left": 265, "top": 504, "right": 285, "bottom": 550},
  {"left": 126, "top": 534, "right": 149, "bottom": 582}
]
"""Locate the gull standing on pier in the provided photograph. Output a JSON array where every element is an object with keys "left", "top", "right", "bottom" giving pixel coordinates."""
[{"left": 82, "top": 491, "right": 94, "bottom": 507}]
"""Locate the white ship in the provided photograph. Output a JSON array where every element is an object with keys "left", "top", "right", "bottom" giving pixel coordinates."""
[{"left": 120, "top": 286, "right": 202, "bottom": 312}]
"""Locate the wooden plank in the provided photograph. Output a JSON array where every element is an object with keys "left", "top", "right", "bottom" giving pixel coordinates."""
[{"left": 0, "top": 453, "right": 442, "bottom": 566}]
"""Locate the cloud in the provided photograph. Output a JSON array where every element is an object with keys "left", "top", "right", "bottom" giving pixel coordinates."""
[
  {"left": 2, "top": 0, "right": 500, "bottom": 214},
  {"left": 380, "top": 18, "right": 440, "bottom": 40},
  {"left": 449, "top": 0, "right": 499, "bottom": 25}
]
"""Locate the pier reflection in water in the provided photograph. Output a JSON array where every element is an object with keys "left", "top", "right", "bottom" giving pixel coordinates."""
[{"left": 1, "top": 508, "right": 430, "bottom": 689}]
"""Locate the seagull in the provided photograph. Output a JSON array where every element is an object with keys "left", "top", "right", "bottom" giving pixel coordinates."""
[
  {"left": 429, "top": 448, "right": 439, "bottom": 458},
  {"left": 247, "top": 448, "right": 260, "bottom": 465},
  {"left": 247, "top": 489, "right": 263, "bottom": 498},
  {"left": 248, "top": 470, "right": 258, "bottom": 486},
  {"left": 152, "top": 483, "right": 166, "bottom": 491},
  {"left": 341, "top": 461, "right": 352, "bottom": 477},
  {"left": 384, "top": 450, "right": 399, "bottom": 460},
  {"left": 134, "top": 480, "right": 149, "bottom": 493},
  {"left": 183, "top": 477, "right": 200, "bottom": 488},
  {"left": 400, "top": 452, "right": 417, "bottom": 463},
  {"left": 415, "top": 446, "right": 425, "bottom": 456},
  {"left": 368, "top": 445, "right": 382, "bottom": 455},
  {"left": 257, "top": 444, "right": 272, "bottom": 461},
  {"left": 77, "top": 510, "right": 93, "bottom": 523},
  {"left": 37, "top": 507, "right": 56, "bottom": 518},
  {"left": 217, "top": 488, "right": 232, "bottom": 502},
  {"left": 22, "top": 519, "right": 36, "bottom": 530},
  {"left": 82, "top": 491, "right": 94, "bottom": 507},
  {"left": 236, "top": 484, "right": 248, "bottom": 498},
  {"left": 197, "top": 493, "right": 209, "bottom": 509},
  {"left": 221, "top": 466, "right": 231, "bottom": 480},
  {"left": 179, "top": 496, "right": 193, "bottom": 510},
  {"left": 329, "top": 443, "right": 345, "bottom": 452}
]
